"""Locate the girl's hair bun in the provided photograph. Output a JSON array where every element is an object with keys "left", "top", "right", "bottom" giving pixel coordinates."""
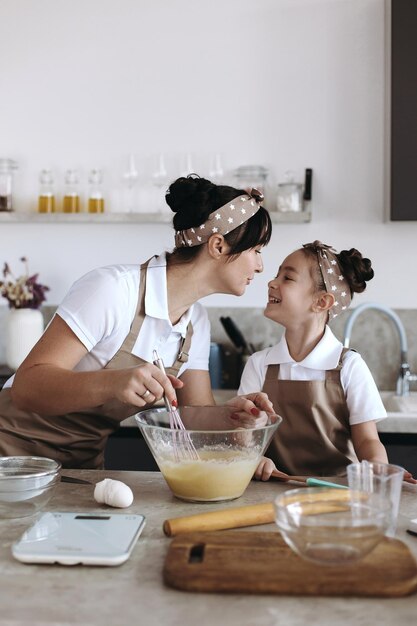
[{"left": 337, "top": 248, "right": 374, "bottom": 294}]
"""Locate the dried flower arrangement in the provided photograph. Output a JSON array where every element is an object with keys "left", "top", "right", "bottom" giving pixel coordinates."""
[{"left": 0, "top": 257, "right": 49, "bottom": 309}]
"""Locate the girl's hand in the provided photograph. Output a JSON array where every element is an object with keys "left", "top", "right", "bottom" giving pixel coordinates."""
[
  {"left": 254, "top": 456, "right": 277, "bottom": 481},
  {"left": 226, "top": 392, "right": 276, "bottom": 427},
  {"left": 109, "top": 363, "right": 183, "bottom": 408}
]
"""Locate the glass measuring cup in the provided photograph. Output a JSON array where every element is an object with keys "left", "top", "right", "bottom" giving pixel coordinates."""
[{"left": 347, "top": 460, "right": 404, "bottom": 537}]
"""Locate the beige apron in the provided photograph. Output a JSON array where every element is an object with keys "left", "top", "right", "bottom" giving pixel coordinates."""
[
  {"left": 0, "top": 259, "right": 193, "bottom": 469},
  {"left": 262, "top": 349, "right": 358, "bottom": 476}
]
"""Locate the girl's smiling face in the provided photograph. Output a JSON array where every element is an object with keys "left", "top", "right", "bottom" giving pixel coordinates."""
[{"left": 264, "top": 250, "right": 319, "bottom": 326}]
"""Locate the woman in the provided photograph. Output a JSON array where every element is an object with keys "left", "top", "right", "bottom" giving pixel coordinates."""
[{"left": 0, "top": 175, "right": 274, "bottom": 468}]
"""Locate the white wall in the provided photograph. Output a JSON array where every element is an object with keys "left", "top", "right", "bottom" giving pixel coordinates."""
[{"left": 1, "top": 0, "right": 416, "bottom": 309}]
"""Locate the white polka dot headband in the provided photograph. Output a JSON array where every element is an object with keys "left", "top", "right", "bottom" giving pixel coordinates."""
[
  {"left": 303, "top": 241, "right": 352, "bottom": 320},
  {"left": 174, "top": 188, "right": 264, "bottom": 248}
]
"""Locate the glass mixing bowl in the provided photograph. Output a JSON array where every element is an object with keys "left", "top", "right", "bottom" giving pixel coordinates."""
[
  {"left": 135, "top": 406, "right": 281, "bottom": 502},
  {"left": 0, "top": 456, "right": 61, "bottom": 519},
  {"left": 274, "top": 487, "right": 391, "bottom": 566}
]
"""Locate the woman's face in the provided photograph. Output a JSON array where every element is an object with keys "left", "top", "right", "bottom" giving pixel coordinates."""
[
  {"left": 264, "top": 250, "right": 318, "bottom": 326},
  {"left": 220, "top": 246, "right": 264, "bottom": 296}
]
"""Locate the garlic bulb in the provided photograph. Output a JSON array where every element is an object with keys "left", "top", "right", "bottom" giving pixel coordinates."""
[{"left": 94, "top": 478, "right": 134, "bottom": 508}]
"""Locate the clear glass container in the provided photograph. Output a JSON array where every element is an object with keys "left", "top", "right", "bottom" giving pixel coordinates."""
[
  {"left": 179, "top": 152, "right": 194, "bottom": 178},
  {"left": 63, "top": 169, "right": 81, "bottom": 213},
  {"left": 38, "top": 169, "right": 56, "bottom": 213},
  {"left": 0, "top": 158, "right": 18, "bottom": 212},
  {"left": 0, "top": 456, "right": 61, "bottom": 519},
  {"left": 135, "top": 406, "right": 281, "bottom": 502},
  {"left": 208, "top": 153, "right": 225, "bottom": 184},
  {"left": 122, "top": 154, "right": 139, "bottom": 213},
  {"left": 151, "top": 153, "right": 169, "bottom": 213},
  {"left": 88, "top": 168, "right": 104, "bottom": 213},
  {"left": 276, "top": 171, "right": 303, "bottom": 213},
  {"left": 233, "top": 165, "right": 269, "bottom": 196}
]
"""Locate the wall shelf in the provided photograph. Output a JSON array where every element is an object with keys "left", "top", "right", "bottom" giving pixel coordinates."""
[{"left": 0, "top": 209, "right": 311, "bottom": 224}]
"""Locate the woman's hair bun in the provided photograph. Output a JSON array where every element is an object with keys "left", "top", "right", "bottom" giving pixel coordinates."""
[
  {"left": 166, "top": 174, "right": 223, "bottom": 230},
  {"left": 166, "top": 175, "right": 215, "bottom": 214},
  {"left": 337, "top": 248, "right": 374, "bottom": 294}
]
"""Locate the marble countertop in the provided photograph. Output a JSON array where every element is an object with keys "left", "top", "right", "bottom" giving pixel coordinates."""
[{"left": 1, "top": 470, "right": 417, "bottom": 626}]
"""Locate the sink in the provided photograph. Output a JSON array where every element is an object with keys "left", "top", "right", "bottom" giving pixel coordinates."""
[{"left": 379, "top": 391, "right": 417, "bottom": 415}]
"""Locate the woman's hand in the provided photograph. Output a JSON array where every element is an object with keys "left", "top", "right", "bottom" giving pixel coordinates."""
[
  {"left": 403, "top": 469, "right": 417, "bottom": 484},
  {"left": 109, "top": 363, "right": 183, "bottom": 408},
  {"left": 226, "top": 392, "right": 276, "bottom": 427},
  {"left": 254, "top": 456, "right": 277, "bottom": 481}
]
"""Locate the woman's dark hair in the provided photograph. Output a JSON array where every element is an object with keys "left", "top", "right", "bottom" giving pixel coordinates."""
[
  {"left": 301, "top": 241, "right": 374, "bottom": 297},
  {"left": 165, "top": 174, "right": 272, "bottom": 262}
]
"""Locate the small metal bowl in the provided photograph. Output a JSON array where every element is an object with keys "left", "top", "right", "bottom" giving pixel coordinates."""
[{"left": 0, "top": 456, "right": 61, "bottom": 519}]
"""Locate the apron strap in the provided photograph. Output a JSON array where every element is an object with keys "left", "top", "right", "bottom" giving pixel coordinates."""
[
  {"left": 265, "top": 363, "right": 280, "bottom": 381},
  {"left": 119, "top": 260, "right": 150, "bottom": 354},
  {"left": 325, "top": 347, "right": 350, "bottom": 383},
  {"left": 107, "top": 257, "right": 194, "bottom": 376},
  {"left": 166, "top": 322, "right": 194, "bottom": 376}
]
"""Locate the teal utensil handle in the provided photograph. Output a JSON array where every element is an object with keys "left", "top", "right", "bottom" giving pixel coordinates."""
[{"left": 306, "top": 478, "right": 348, "bottom": 489}]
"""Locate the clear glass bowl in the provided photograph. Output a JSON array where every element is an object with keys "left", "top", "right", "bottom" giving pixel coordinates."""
[
  {"left": 0, "top": 456, "right": 61, "bottom": 518},
  {"left": 274, "top": 487, "right": 390, "bottom": 566},
  {"left": 135, "top": 406, "right": 281, "bottom": 502}
]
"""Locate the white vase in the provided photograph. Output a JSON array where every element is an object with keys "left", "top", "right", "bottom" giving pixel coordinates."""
[{"left": 6, "top": 309, "right": 44, "bottom": 370}]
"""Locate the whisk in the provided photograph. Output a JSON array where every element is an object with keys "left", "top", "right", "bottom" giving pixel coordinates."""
[{"left": 152, "top": 350, "right": 200, "bottom": 462}]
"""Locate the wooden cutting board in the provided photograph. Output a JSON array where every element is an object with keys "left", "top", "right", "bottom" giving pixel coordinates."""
[{"left": 163, "top": 531, "right": 417, "bottom": 597}]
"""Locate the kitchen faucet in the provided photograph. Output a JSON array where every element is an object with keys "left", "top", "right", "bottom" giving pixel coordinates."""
[{"left": 343, "top": 302, "right": 417, "bottom": 396}]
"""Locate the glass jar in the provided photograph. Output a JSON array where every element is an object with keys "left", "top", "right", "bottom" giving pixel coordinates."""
[
  {"left": 276, "top": 171, "right": 303, "bottom": 213},
  {"left": 208, "top": 153, "right": 225, "bottom": 184},
  {"left": 63, "top": 169, "right": 81, "bottom": 213},
  {"left": 121, "top": 154, "right": 139, "bottom": 213},
  {"left": 233, "top": 165, "right": 269, "bottom": 196},
  {"left": 0, "top": 159, "right": 18, "bottom": 212},
  {"left": 88, "top": 168, "right": 104, "bottom": 213},
  {"left": 38, "top": 169, "right": 56, "bottom": 213}
]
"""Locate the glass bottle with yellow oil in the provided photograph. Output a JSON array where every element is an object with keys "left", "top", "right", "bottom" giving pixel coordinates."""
[
  {"left": 88, "top": 168, "right": 104, "bottom": 213},
  {"left": 63, "top": 169, "right": 81, "bottom": 213},
  {"left": 38, "top": 169, "right": 56, "bottom": 213}
]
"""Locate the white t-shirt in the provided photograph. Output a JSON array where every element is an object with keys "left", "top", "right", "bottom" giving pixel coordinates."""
[
  {"left": 238, "top": 325, "right": 386, "bottom": 426},
  {"left": 4, "top": 253, "right": 210, "bottom": 389}
]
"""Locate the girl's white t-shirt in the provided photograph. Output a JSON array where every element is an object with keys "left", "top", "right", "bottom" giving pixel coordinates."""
[
  {"left": 238, "top": 325, "right": 386, "bottom": 426},
  {"left": 3, "top": 253, "right": 210, "bottom": 388}
]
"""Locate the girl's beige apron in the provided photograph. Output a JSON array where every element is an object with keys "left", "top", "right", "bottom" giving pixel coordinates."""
[
  {"left": 0, "top": 260, "right": 193, "bottom": 469},
  {"left": 262, "top": 349, "right": 358, "bottom": 476}
]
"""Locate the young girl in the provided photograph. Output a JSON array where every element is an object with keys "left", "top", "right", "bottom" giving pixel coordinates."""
[{"left": 239, "top": 240, "right": 415, "bottom": 481}]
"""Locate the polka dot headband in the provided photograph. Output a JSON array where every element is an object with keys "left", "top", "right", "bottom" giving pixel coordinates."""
[
  {"left": 174, "top": 188, "right": 264, "bottom": 248},
  {"left": 303, "top": 241, "right": 352, "bottom": 320}
]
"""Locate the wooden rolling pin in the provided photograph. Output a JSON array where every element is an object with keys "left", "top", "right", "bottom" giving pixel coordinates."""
[
  {"left": 163, "top": 502, "right": 275, "bottom": 537},
  {"left": 163, "top": 490, "right": 354, "bottom": 537}
]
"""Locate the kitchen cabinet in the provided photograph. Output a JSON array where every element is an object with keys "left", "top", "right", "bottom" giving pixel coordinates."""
[
  {"left": 379, "top": 433, "right": 417, "bottom": 475},
  {"left": 105, "top": 425, "right": 417, "bottom": 473},
  {"left": 390, "top": 0, "right": 417, "bottom": 220}
]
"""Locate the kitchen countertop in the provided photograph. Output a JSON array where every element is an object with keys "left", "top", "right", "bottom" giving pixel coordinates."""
[{"left": 1, "top": 470, "right": 417, "bottom": 626}]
